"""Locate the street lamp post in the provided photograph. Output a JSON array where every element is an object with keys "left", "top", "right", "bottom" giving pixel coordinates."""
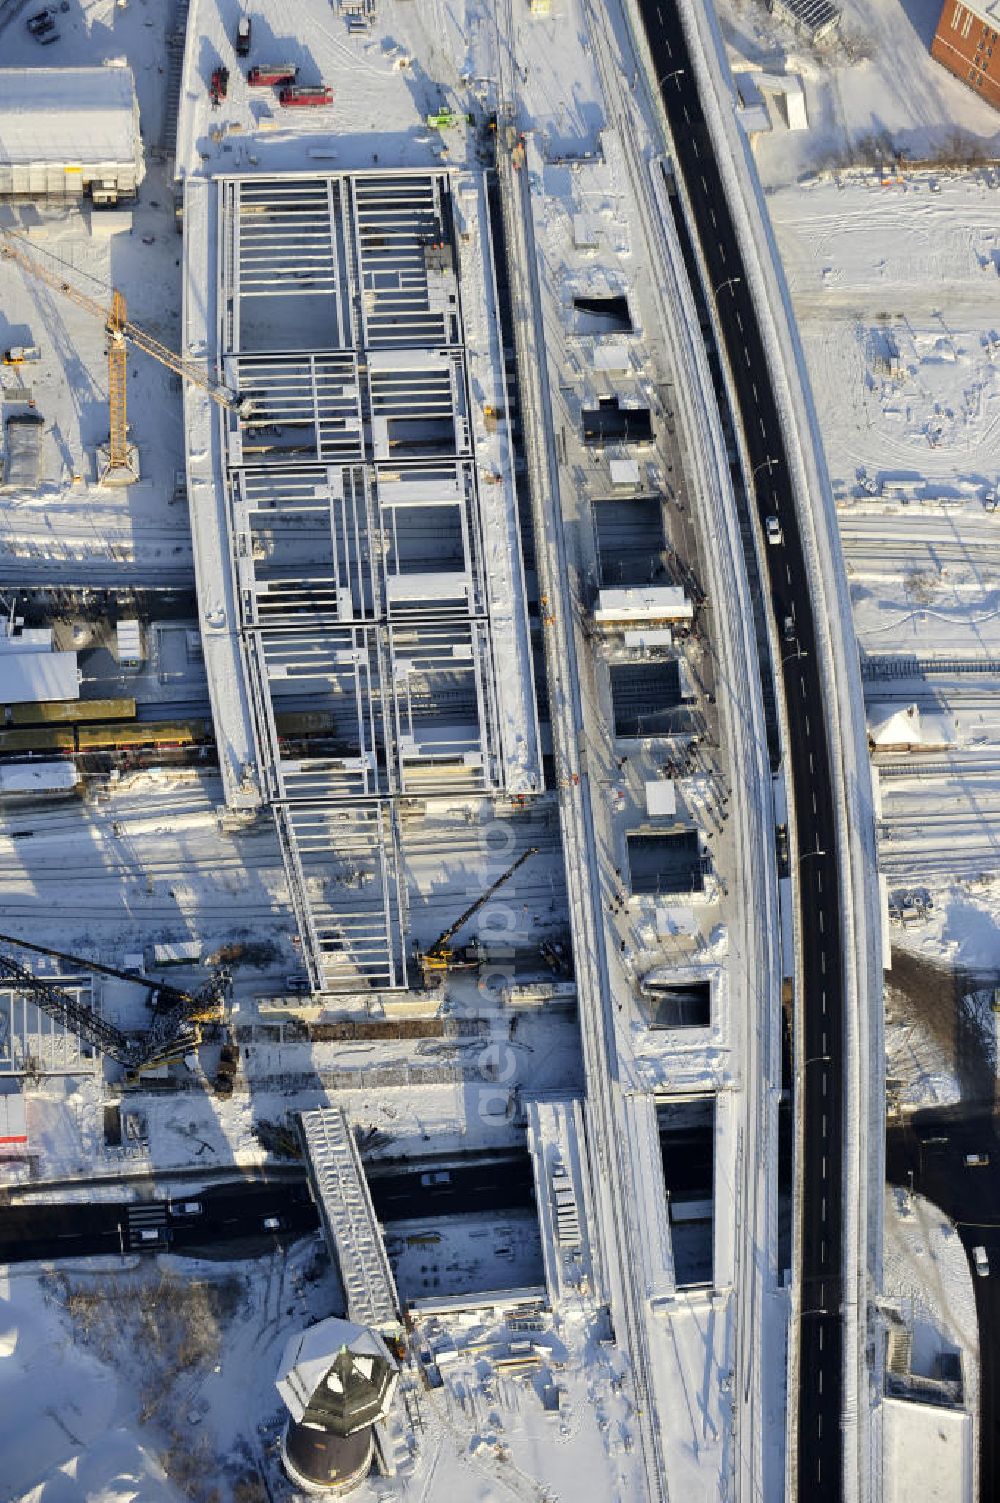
[
  {"left": 714, "top": 275, "right": 742, "bottom": 299},
  {"left": 752, "top": 455, "right": 780, "bottom": 481}
]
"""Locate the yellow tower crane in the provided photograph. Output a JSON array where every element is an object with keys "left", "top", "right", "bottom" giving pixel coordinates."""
[{"left": 0, "top": 230, "right": 240, "bottom": 484}]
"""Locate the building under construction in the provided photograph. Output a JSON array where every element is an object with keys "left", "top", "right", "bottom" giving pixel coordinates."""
[{"left": 183, "top": 169, "right": 542, "bottom": 993}]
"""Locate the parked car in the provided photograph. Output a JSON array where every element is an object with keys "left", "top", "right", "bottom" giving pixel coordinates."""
[
  {"left": 965, "top": 1152, "right": 990, "bottom": 1167},
  {"left": 262, "top": 1215, "right": 282, "bottom": 1231},
  {"left": 236, "top": 14, "right": 252, "bottom": 55},
  {"left": 974, "top": 1245, "right": 990, "bottom": 1277},
  {"left": 419, "top": 1170, "right": 451, "bottom": 1187},
  {"left": 169, "top": 1200, "right": 203, "bottom": 1216}
]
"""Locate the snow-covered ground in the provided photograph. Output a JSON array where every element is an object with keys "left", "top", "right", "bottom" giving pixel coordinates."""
[
  {"left": 882, "top": 1186, "right": 977, "bottom": 1501},
  {"left": 768, "top": 166, "right": 1000, "bottom": 993},
  {"left": 716, "top": 0, "right": 1000, "bottom": 189}
]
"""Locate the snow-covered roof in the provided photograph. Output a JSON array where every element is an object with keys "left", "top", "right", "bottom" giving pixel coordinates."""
[
  {"left": 867, "top": 703, "right": 956, "bottom": 749},
  {"left": 0, "top": 65, "right": 139, "bottom": 170},
  {"left": 0, "top": 762, "right": 79, "bottom": 796},
  {"left": 0, "top": 649, "right": 79, "bottom": 704},
  {"left": 0, "top": 1092, "right": 27, "bottom": 1146},
  {"left": 276, "top": 1317, "right": 394, "bottom": 1427},
  {"left": 868, "top": 703, "right": 923, "bottom": 747}
]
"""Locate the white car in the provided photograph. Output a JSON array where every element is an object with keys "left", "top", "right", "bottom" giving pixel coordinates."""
[
  {"left": 973, "top": 1245, "right": 989, "bottom": 1277},
  {"left": 765, "top": 515, "right": 783, "bottom": 545},
  {"left": 170, "top": 1200, "right": 203, "bottom": 1216}
]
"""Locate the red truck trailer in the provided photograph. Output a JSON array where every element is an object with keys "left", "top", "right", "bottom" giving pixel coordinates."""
[
  {"left": 279, "top": 83, "right": 333, "bottom": 107},
  {"left": 247, "top": 62, "right": 297, "bottom": 86}
]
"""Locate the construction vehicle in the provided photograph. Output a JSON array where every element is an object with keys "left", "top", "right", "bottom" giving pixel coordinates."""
[
  {"left": 213, "top": 1037, "right": 239, "bottom": 1096},
  {"left": 0, "top": 230, "right": 243, "bottom": 484},
  {"left": 248, "top": 62, "right": 298, "bottom": 86},
  {"left": 0, "top": 931, "right": 229, "bottom": 1075},
  {"left": 416, "top": 848, "right": 537, "bottom": 982},
  {"left": 279, "top": 83, "right": 334, "bottom": 108},
  {"left": 2, "top": 346, "right": 41, "bottom": 366}
]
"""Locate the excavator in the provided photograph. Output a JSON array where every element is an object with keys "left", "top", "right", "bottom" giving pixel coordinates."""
[
  {"left": 0, "top": 932, "right": 229, "bottom": 1076},
  {"left": 416, "top": 847, "right": 537, "bottom": 984}
]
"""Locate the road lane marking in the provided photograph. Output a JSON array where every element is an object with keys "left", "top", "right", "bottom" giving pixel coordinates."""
[
  {"left": 812, "top": 790, "right": 818, "bottom": 814},
  {"left": 822, "top": 1155, "right": 827, "bottom": 1179},
  {"left": 809, "top": 751, "right": 814, "bottom": 774},
  {"left": 822, "top": 1114, "right": 827, "bottom": 1137},
  {"left": 759, "top": 417, "right": 766, "bottom": 436},
  {"left": 819, "top": 1369, "right": 823, "bottom": 1395},
  {"left": 821, "top": 1196, "right": 827, "bottom": 1221},
  {"left": 820, "top": 951, "right": 826, "bottom": 974},
  {"left": 819, "top": 910, "right": 824, "bottom": 934},
  {"left": 744, "top": 347, "right": 751, "bottom": 366},
  {"left": 752, "top": 381, "right": 759, "bottom": 404},
  {"left": 786, "top": 563, "right": 792, "bottom": 583},
  {"left": 817, "top": 870, "right": 823, "bottom": 893},
  {"left": 821, "top": 992, "right": 827, "bottom": 1016},
  {"left": 736, "top": 310, "right": 743, "bottom": 332}
]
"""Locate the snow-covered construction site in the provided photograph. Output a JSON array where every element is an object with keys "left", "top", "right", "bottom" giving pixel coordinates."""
[{"left": 0, "top": 0, "right": 997, "bottom": 1500}]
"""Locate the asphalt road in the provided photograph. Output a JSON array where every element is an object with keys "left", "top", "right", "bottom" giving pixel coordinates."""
[
  {"left": 0, "top": 1155, "right": 538, "bottom": 1265},
  {"left": 636, "top": 3, "right": 847, "bottom": 1494},
  {"left": 0, "top": 1181, "right": 319, "bottom": 1263},
  {"left": 887, "top": 1107, "right": 1000, "bottom": 1501}
]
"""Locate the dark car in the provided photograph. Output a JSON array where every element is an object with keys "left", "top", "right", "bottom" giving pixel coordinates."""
[{"left": 236, "top": 15, "right": 252, "bottom": 56}]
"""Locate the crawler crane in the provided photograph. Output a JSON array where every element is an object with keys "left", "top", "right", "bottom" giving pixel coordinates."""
[
  {"left": 0, "top": 931, "right": 229, "bottom": 1075},
  {"left": 416, "top": 847, "right": 537, "bottom": 982}
]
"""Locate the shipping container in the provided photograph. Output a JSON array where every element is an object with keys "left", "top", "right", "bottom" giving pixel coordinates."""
[{"left": 150, "top": 941, "right": 202, "bottom": 967}]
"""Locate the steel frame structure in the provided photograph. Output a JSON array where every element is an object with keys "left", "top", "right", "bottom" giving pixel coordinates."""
[{"left": 215, "top": 171, "right": 538, "bottom": 992}]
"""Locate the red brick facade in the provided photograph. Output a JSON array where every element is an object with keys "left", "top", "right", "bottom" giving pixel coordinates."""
[{"left": 932, "top": 1, "right": 1000, "bottom": 111}]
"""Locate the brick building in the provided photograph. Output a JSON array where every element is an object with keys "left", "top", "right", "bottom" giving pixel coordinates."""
[{"left": 931, "top": 1, "right": 1000, "bottom": 111}]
